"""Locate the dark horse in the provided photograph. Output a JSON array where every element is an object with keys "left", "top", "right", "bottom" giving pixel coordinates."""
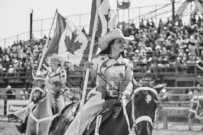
[
  {"left": 49, "top": 86, "right": 162, "bottom": 135},
  {"left": 83, "top": 87, "right": 160, "bottom": 135}
]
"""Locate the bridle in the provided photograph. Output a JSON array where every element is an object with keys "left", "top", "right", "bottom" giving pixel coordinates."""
[
  {"left": 29, "top": 78, "right": 59, "bottom": 135},
  {"left": 29, "top": 111, "right": 59, "bottom": 135},
  {"left": 129, "top": 87, "right": 159, "bottom": 135},
  {"left": 32, "top": 86, "right": 47, "bottom": 103}
]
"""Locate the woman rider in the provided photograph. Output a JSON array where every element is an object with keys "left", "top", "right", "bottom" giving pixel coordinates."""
[{"left": 64, "top": 28, "right": 134, "bottom": 135}]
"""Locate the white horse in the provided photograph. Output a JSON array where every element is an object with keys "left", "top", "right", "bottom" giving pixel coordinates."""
[{"left": 26, "top": 77, "right": 58, "bottom": 135}]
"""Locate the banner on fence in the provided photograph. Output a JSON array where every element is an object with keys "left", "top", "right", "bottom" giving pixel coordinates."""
[
  {"left": 6, "top": 100, "right": 29, "bottom": 115},
  {"left": 161, "top": 102, "right": 190, "bottom": 117},
  {"left": 0, "top": 100, "right": 4, "bottom": 115}
]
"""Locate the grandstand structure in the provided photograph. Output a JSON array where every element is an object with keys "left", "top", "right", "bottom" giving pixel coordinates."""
[{"left": 0, "top": 0, "right": 203, "bottom": 89}]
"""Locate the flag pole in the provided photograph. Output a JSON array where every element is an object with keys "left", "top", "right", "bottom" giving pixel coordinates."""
[
  {"left": 36, "top": 9, "right": 58, "bottom": 73},
  {"left": 76, "top": 0, "right": 101, "bottom": 135}
]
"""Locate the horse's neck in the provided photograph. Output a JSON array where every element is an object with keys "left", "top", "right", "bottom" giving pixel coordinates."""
[{"left": 34, "top": 97, "right": 53, "bottom": 119}]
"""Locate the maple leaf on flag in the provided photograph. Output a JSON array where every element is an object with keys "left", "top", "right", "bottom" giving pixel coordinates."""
[{"left": 64, "top": 31, "right": 82, "bottom": 55}]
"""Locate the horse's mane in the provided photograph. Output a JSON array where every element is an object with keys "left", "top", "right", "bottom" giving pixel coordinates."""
[{"left": 46, "top": 83, "right": 57, "bottom": 109}]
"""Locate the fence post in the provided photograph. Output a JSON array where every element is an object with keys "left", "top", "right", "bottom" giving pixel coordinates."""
[
  {"left": 195, "top": 55, "right": 197, "bottom": 75},
  {"left": 155, "top": 5, "right": 157, "bottom": 26},
  {"left": 17, "top": 35, "right": 19, "bottom": 42},
  {"left": 41, "top": 19, "right": 43, "bottom": 39},
  {"left": 138, "top": 7, "right": 140, "bottom": 23},
  {"left": 163, "top": 114, "right": 168, "bottom": 129},
  {"left": 4, "top": 39, "right": 6, "bottom": 49},
  {"left": 79, "top": 14, "right": 81, "bottom": 29},
  {"left": 128, "top": 6, "right": 130, "bottom": 23}
]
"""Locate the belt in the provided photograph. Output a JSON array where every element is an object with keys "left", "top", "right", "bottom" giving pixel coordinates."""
[{"left": 106, "top": 90, "right": 121, "bottom": 98}]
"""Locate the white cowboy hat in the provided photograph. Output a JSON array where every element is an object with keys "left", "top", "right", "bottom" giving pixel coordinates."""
[
  {"left": 98, "top": 28, "right": 134, "bottom": 50},
  {"left": 47, "top": 53, "right": 65, "bottom": 66}
]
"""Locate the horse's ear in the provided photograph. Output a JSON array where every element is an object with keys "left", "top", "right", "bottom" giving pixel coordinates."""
[{"left": 153, "top": 83, "right": 167, "bottom": 94}]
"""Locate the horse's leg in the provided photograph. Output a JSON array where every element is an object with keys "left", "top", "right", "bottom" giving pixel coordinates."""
[
  {"left": 26, "top": 116, "right": 40, "bottom": 135},
  {"left": 40, "top": 121, "right": 51, "bottom": 135}
]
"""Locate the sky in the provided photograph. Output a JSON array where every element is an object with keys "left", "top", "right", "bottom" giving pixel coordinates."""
[{"left": 0, "top": 0, "right": 183, "bottom": 47}]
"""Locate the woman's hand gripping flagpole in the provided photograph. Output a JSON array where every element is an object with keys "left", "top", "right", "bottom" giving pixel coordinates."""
[
  {"left": 36, "top": 9, "right": 58, "bottom": 75},
  {"left": 76, "top": 0, "right": 101, "bottom": 135}
]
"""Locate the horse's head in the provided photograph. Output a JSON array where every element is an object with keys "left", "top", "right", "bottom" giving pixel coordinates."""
[
  {"left": 31, "top": 78, "right": 47, "bottom": 104},
  {"left": 132, "top": 87, "right": 160, "bottom": 135}
]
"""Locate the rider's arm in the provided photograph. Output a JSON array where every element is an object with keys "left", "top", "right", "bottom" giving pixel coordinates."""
[
  {"left": 121, "top": 61, "right": 134, "bottom": 99},
  {"left": 86, "top": 56, "right": 107, "bottom": 99}
]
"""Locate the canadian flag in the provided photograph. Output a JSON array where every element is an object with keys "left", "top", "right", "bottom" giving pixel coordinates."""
[
  {"left": 46, "top": 13, "right": 88, "bottom": 66},
  {"left": 89, "top": 0, "right": 117, "bottom": 38},
  {"left": 58, "top": 19, "right": 88, "bottom": 66}
]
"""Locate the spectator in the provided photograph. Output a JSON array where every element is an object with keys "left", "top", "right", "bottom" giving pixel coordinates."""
[
  {"left": 20, "top": 88, "right": 28, "bottom": 100},
  {"left": 194, "top": 83, "right": 203, "bottom": 95},
  {"left": 11, "top": 89, "right": 16, "bottom": 99},
  {"left": 7, "top": 64, "right": 16, "bottom": 74},
  {"left": 6, "top": 85, "right": 13, "bottom": 99}
]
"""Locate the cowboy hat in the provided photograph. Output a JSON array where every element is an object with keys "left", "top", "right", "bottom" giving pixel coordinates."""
[
  {"left": 47, "top": 53, "right": 65, "bottom": 65},
  {"left": 98, "top": 28, "right": 134, "bottom": 50}
]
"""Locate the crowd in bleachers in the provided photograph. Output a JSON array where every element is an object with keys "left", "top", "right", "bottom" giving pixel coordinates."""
[
  {"left": 0, "top": 36, "right": 48, "bottom": 73},
  {"left": 121, "top": 17, "right": 203, "bottom": 74},
  {"left": 1, "top": 17, "right": 203, "bottom": 86}
]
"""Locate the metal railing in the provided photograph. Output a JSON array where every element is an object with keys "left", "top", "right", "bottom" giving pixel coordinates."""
[{"left": 0, "top": 2, "right": 184, "bottom": 48}]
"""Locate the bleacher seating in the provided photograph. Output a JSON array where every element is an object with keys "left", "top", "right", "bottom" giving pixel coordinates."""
[{"left": 1, "top": 17, "right": 203, "bottom": 88}]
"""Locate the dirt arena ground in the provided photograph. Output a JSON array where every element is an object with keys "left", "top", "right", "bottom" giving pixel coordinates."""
[{"left": 0, "top": 119, "right": 202, "bottom": 135}]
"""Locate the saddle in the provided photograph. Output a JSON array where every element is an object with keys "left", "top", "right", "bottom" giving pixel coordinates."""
[{"left": 84, "top": 99, "right": 122, "bottom": 135}]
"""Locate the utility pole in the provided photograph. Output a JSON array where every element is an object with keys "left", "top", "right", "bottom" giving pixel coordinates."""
[
  {"left": 30, "top": 10, "right": 33, "bottom": 41},
  {"left": 172, "top": 0, "right": 175, "bottom": 22}
]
